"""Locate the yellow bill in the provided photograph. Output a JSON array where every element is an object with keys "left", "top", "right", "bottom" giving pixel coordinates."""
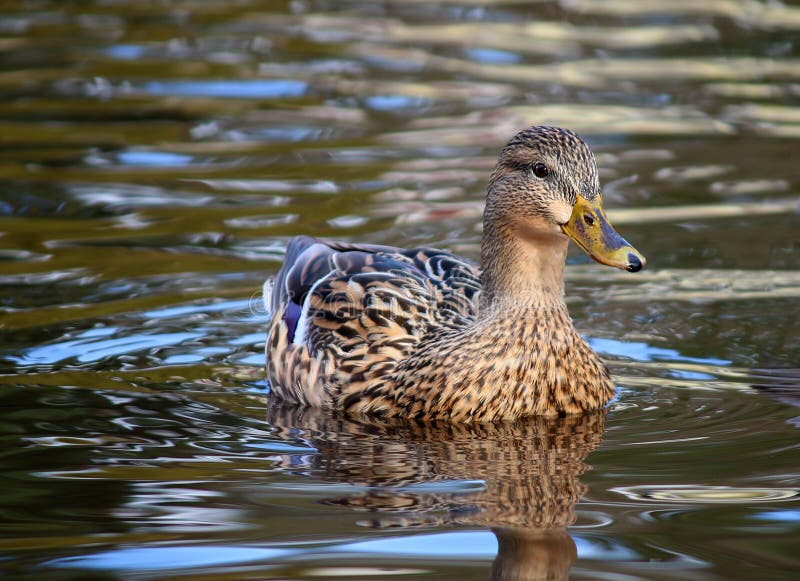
[{"left": 561, "top": 194, "right": 646, "bottom": 272}]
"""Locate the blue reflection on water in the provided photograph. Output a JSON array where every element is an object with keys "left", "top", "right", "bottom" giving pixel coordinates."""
[
  {"left": 12, "top": 328, "right": 203, "bottom": 365},
  {"left": 464, "top": 47, "right": 521, "bottom": 64},
  {"left": 49, "top": 546, "right": 292, "bottom": 570},
  {"left": 246, "top": 441, "right": 318, "bottom": 453},
  {"left": 752, "top": 509, "right": 800, "bottom": 523},
  {"left": 143, "top": 299, "right": 250, "bottom": 320},
  {"left": 333, "top": 531, "right": 639, "bottom": 561},
  {"left": 105, "top": 44, "right": 146, "bottom": 60},
  {"left": 116, "top": 151, "right": 194, "bottom": 167},
  {"left": 365, "top": 95, "right": 427, "bottom": 110},
  {"left": 335, "top": 531, "right": 497, "bottom": 557},
  {"left": 47, "top": 530, "right": 653, "bottom": 572},
  {"left": 670, "top": 370, "right": 716, "bottom": 380},
  {"left": 232, "top": 353, "right": 265, "bottom": 366},
  {"left": 144, "top": 80, "right": 308, "bottom": 99},
  {"left": 6, "top": 298, "right": 264, "bottom": 368},
  {"left": 230, "top": 332, "right": 264, "bottom": 346},
  {"left": 589, "top": 337, "right": 729, "bottom": 366}
]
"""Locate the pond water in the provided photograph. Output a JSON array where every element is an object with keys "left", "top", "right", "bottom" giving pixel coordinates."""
[{"left": 1, "top": 1, "right": 799, "bottom": 579}]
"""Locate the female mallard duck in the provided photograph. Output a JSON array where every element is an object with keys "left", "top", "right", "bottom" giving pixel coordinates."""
[{"left": 265, "top": 125, "right": 645, "bottom": 422}]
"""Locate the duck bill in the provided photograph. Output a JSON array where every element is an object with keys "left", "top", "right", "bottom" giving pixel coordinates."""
[{"left": 560, "top": 194, "right": 646, "bottom": 272}]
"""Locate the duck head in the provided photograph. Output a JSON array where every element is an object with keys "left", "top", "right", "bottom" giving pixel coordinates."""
[{"left": 486, "top": 125, "right": 646, "bottom": 273}]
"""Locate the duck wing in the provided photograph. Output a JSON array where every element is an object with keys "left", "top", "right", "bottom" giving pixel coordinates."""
[
  {"left": 265, "top": 235, "right": 482, "bottom": 408},
  {"left": 269, "top": 235, "right": 481, "bottom": 344}
]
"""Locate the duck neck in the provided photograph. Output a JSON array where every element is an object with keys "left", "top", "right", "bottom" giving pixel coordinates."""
[{"left": 479, "top": 220, "right": 569, "bottom": 315}]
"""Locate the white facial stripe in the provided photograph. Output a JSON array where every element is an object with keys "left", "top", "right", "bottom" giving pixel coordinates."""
[{"left": 550, "top": 198, "right": 573, "bottom": 225}]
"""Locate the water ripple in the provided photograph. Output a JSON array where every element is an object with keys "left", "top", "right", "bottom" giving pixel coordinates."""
[{"left": 613, "top": 485, "right": 800, "bottom": 504}]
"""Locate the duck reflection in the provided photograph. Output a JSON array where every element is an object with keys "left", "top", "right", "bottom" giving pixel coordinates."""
[{"left": 267, "top": 405, "right": 607, "bottom": 580}]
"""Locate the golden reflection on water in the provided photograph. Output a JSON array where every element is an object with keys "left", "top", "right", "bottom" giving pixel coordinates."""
[{"left": 268, "top": 406, "right": 606, "bottom": 580}]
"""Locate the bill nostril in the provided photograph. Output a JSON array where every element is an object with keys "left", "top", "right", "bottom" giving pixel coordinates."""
[
  {"left": 583, "top": 213, "right": 595, "bottom": 226},
  {"left": 626, "top": 253, "right": 643, "bottom": 272}
]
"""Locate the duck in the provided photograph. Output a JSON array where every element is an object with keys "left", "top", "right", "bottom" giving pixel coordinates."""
[{"left": 264, "top": 125, "right": 645, "bottom": 422}]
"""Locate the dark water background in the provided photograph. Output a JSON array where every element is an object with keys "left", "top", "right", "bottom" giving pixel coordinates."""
[{"left": 1, "top": 1, "right": 800, "bottom": 579}]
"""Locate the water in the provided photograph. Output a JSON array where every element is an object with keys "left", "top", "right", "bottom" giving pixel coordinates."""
[{"left": 1, "top": 0, "right": 799, "bottom": 579}]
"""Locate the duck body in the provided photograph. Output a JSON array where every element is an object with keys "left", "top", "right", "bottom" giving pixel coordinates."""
[{"left": 265, "top": 126, "right": 645, "bottom": 422}]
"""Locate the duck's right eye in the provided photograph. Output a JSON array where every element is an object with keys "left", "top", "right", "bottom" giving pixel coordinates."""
[{"left": 532, "top": 162, "right": 549, "bottom": 178}]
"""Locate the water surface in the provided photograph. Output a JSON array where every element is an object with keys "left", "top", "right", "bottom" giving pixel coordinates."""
[{"left": 1, "top": 1, "right": 799, "bottom": 579}]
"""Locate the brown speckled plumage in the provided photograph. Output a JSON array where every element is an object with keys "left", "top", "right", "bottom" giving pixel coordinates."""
[{"left": 265, "top": 125, "right": 637, "bottom": 421}]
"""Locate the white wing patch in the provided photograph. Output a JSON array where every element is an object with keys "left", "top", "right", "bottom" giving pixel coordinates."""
[
  {"left": 293, "top": 269, "right": 337, "bottom": 346},
  {"left": 262, "top": 278, "right": 274, "bottom": 315}
]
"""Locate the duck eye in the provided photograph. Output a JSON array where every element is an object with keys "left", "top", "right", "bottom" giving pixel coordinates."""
[{"left": 532, "top": 162, "right": 549, "bottom": 178}]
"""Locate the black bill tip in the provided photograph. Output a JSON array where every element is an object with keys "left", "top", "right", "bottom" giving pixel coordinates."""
[{"left": 626, "top": 253, "right": 643, "bottom": 273}]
